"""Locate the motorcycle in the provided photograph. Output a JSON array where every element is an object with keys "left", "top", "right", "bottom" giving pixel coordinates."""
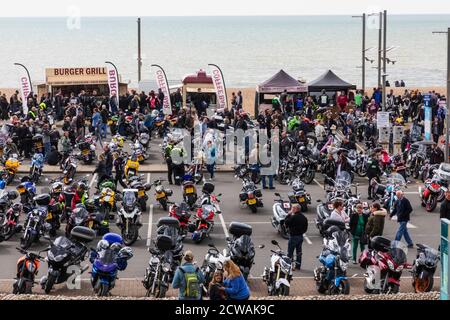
[
  {"left": 262, "top": 240, "right": 293, "bottom": 296},
  {"left": 124, "top": 154, "right": 140, "bottom": 182},
  {"left": 287, "top": 178, "right": 311, "bottom": 212},
  {"left": 239, "top": 177, "right": 263, "bottom": 213},
  {"left": 97, "top": 180, "right": 118, "bottom": 219},
  {"left": 359, "top": 236, "right": 410, "bottom": 294},
  {"left": 234, "top": 164, "right": 261, "bottom": 184},
  {"left": 182, "top": 176, "right": 198, "bottom": 210},
  {"left": 127, "top": 175, "right": 152, "bottom": 212},
  {"left": 2, "top": 154, "right": 20, "bottom": 185},
  {"left": 40, "top": 226, "right": 96, "bottom": 294},
  {"left": 116, "top": 189, "right": 142, "bottom": 246},
  {"left": 150, "top": 179, "right": 173, "bottom": 211},
  {"left": 12, "top": 248, "right": 46, "bottom": 294},
  {"left": 76, "top": 134, "right": 96, "bottom": 165},
  {"left": 16, "top": 180, "right": 37, "bottom": 211},
  {"left": 168, "top": 202, "right": 192, "bottom": 236},
  {"left": 65, "top": 204, "right": 97, "bottom": 237},
  {"left": 62, "top": 154, "right": 77, "bottom": 185},
  {"left": 138, "top": 131, "right": 150, "bottom": 153},
  {"left": 0, "top": 203, "right": 23, "bottom": 241},
  {"left": 29, "top": 152, "right": 44, "bottom": 184},
  {"left": 419, "top": 174, "right": 447, "bottom": 212},
  {"left": 90, "top": 233, "right": 133, "bottom": 297},
  {"left": 130, "top": 141, "right": 147, "bottom": 164},
  {"left": 371, "top": 173, "right": 406, "bottom": 214},
  {"left": 143, "top": 218, "right": 184, "bottom": 298},
  {"left": 271, "top": 193, "right": 295, "bottom": 239},
  {"left": 314, "top": 223, "right": 352, "bottom": 295},
  {"left": 185, "top": 160, "right": 204, "bottom": 184},
  {"left": 201, "top": 243, "right": 229, "bottom": 294},
  {"left": 411, "top": 244, "right": 439, "bottom": 293},
  {"left": 228, "top": 222, "right": 255, "bottom": 281}
]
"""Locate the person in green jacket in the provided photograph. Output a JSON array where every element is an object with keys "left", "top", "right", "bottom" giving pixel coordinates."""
[
  {"left": 349, "top": 203, "right": 369, "bottom": 263},
  {"left": 287, "top": 115, "right": 300, "bottom": 132}
]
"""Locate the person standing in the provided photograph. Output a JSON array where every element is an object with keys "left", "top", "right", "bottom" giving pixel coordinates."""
[
  {"left": 284, "top": 204, "right": 308, "bottom": 270},
  {"left": 204, "top": 140, "right": 216, "bottom": 180},
  {"left": 208, "top": 271, "right": 227, "bottom": 300},
  {"left": 349, "top": 204, "right": 369, "bottom": 264},
  {"left": 172, "top": 251, "right": 204, "bottom": 301},
  {"left": 440, "top": 190, "right": 450, "bottom": 220},
  {"left": 365, "top": 202, "right": 387, "bottom": 241},
  {"left": 330, "top": 200, "right": 350, "bottom": 223},
  {"left": 100, "top": 105, "right": 109, "bottom": 139},
  {"left": 367, "top": 152, "right": 381, "bottom": 200},
  {"left": 390, "top": 190, "right": 414, "bottom": 248}
]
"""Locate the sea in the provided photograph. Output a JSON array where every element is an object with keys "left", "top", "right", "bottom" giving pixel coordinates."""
[{"left": 0, "top": 15, "right": 449, "bottom": 89}]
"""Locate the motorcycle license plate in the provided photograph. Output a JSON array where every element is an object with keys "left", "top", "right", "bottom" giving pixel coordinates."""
[
  {"left": 248, "top": 199, "right": 257, "bottom": 205},
  {"left": 88, "top": 221, "right": 94, "bottom": 229},
  {"left": 82, "top": 149, "right": 89, "bottom": 155},
  {"left": 17, "top": 186, "right": 25, "bottom": 194},
  {"left": 186, "top": 187, "right": 194, "bottom": 194},
  {"left": 298, "top": 197, "right": 305, "bottom": 203},
  {"left": 138, "top": 190, "right": 145, "bottom": 197},
  {"left": 156, "top": 192, "right": 166, "bottom": 199}
]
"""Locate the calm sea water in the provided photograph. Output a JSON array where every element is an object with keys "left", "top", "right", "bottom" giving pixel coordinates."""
[{"left": 0, "top": 15, "right": 449, "bottom": 88}]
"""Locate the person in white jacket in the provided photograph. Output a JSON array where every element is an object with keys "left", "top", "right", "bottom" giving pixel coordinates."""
[
  {"left": 329, "top": 200, "right": 350, "bottom": 224},
  {"left": 315, "top": 119, "right": 326, "bottom": 143}
]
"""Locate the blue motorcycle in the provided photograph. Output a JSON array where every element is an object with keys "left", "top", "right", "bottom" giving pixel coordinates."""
[
  {"left": 90, "top": 233, "right": 133, "bottom": 296},
  {"left": 314, "top": 223, "right": 352, "bottom": 295},
  {"left": 371, "top": 173, "right": 406, "bottom": 215},
  {"left": 16, "top": 180, "right": 37, "bottom": 211},
  {"left": 30, "top": 153, "right": 44, "bottom": 184}
]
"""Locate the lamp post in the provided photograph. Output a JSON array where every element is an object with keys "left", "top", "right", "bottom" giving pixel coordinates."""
[
  {"left": 137, "top": 18, "right": 142, "bottom": 83},
  {"left": 433, "top": 28, "right": 450, "bottom": 163},
  {"left": 352, "top": 13, "right": 366, "bottom": 93}
]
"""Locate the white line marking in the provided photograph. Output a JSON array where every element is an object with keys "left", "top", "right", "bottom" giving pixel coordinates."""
[
  {"left": 304, "top": 235, "right": 312, "bottom": 245},
  {"left": 404, "top": 192, "right": 419, "bottom": 195},
  {"left": 218, "top": 212, "right": 229, "bottom": 239},
  {"left": 89, "top": 173, "right": 97, "bottom": 188},
  {"left": 352, "top": 274, "right": 359, "bottom": 278},
  {"left": 147, "top": 173, "right": 151, "bottom": 184},
  {"left": 313, "top": 178, "right": 324, "bottom": 189},
  {"left": 146, "top": 204, "right": 154, "bottom": 247}
]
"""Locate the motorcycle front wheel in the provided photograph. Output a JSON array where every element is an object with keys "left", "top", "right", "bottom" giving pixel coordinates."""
[
  {"left": 386, "top": 283, "right": 400, "bottom": 294},
  {"left": 426, "top": 196, "right": 437, "bottom": 212},
  {"left": 302, "top": 169, "right": 315, "bottom": 185},
  {"left": 44, "top": 274, "right": 57, "bottom": 294},
  {"left": 20, "top": 233, "right": 34, "bottom": 250},
  {"left": 122, "top": 225, "right": 139, "bottom": 246},
  {"left": 328, "top": 279, "right": 350, "bottom": 295},
  {"left": 249, "top": 204, "right": 257, "bottom": 213},
  {"left": 413, "top": 275, "right": 433, "bottom": 293},
  {"left": 159, "top": 199, "right": 168, "bottom": 211},
  {"left": 278, "top": 284, "right": 290, "bottom": 296}
]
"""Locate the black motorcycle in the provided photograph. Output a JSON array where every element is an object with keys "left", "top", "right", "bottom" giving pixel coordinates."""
[
  {"left": 228, "top": 222, "right": 255, "bottom": 280},
  {"left": 411, "top": 244, "right": 439, "bottom": 293},
  {"left": 238, "top": 178, "right": 263, "bottom": 213},
  {"left": 40, "top": 226, "right": 96, "bottom": 294}
]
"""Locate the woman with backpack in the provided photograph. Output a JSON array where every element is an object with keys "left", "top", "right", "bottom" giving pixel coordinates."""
[
  {"left": 220, "top": 260, "right": 250, "bottom": 301},
  {"left": 172, "top": 251, "right": 205, "bottom": 300}
]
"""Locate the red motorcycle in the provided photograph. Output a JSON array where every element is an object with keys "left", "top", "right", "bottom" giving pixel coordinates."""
[
  {"left": 191, "top": 205, "right": 216, "bottom": 244},
  {"left": 359, "top": 237, "right": 411, "bottom": 294},
  {"left": 0, "top": 203, "right": 23, "bottom": 241},
  {"left": 168, "top": 202, "right": 192, "bottom": 236},
  {"left": 419, "top": 175, "right": 447, "bottom": 212}
]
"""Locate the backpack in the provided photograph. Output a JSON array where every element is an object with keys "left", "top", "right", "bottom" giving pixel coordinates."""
[{"left": 179, "top": 266, "right": 200, "bottom": 298}]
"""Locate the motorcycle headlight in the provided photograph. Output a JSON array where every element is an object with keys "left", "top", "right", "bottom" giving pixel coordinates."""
[
  {"left": 150, "top": 257, "right": 160, "bottom": 265},
  {"left": 48, "top": 250, "right": 66, "bottom": 263},
  {"left": 387, "top": 260, "right": 395, "bottom": 271},
  {"left": 75, "top": 217, "right": 83, "bottom": 225},
  {"left": 162, "top": 262, "right": 171, "bottom": 273}
]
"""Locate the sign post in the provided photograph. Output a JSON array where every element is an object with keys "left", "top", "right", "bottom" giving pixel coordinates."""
[
  {"left": 442, "top": 219, "right": 450, "bottom": 300},
  {"left": 424, "top": 94, "right": 432, "bottom": 141}
]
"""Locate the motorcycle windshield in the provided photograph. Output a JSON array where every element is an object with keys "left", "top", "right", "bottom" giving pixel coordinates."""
[
  {"left": 336, "top": 172, "right": 351, "bottom": 188},
  {"left": 53, "top": 236, "right": 73, "bottom": 249},
  {"left": 390, "top": 241, "right": 408, "bottom": 265},
  {"left": 232, "top": 235, "right": 255, "bottom": 259},
  {"left": 386, "top": 173, "right": 406, "bottom": 186},
  {"left": 123, "top": 191, "right": 136, "bottom": 207}
]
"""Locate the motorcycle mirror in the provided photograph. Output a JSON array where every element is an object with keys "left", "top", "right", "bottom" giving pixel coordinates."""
[
  {"left": 226, "top": 237, "right": 231, "bottom": 242},
  {"left": 271, "top": 240, "right": 279, "bottom": 246},
  {"left": 316, "top": 199, "right": 322, "bottom": 203},
  {"left": 207, "top": 244, "right": 215, "bottom": 248},
  {"left": 217, "top": 193, "right": 222, "bottom": 197}
]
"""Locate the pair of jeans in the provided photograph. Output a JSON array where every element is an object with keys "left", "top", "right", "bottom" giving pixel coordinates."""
[
  {"left": 206, "top": 163, "right": 215, "bottom": 179},
  {"left": 395, "top": 221, "right": 413, "bottom": 246},
  {"left": 44, "top": 142, "right": 51, "bottom": 161},
  {"left": 101, "top": 123, "right": 107, "bottom": 138},
  {"left": 287, "top": 235, "right": 303, "bottom": 269},
  {"left": 352, "top": 236, "right": 366, "bottom": 261},
  {"left": 262, "top": 175, "right": 273, "bottom": 188}
]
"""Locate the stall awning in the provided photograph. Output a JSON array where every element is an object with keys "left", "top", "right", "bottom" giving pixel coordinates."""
[
  {"left": 307, "top": 70, "right": 356, "bottom": 92},
  {"left": 257, "top": 70, "right": 307, "bottom": 93}
]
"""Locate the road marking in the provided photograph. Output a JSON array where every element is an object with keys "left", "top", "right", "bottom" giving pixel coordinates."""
[
  {"left": 404, "top": 192, "right": 419, "bottom": 195},
  {"left": 147, "top": 173, "right": 151, "bottom": 184},
  {"left": 390, "top": 215, "right": 417, "bottom": 229},
  {"left": 218, "top": 212, "right": 230, "bottom": 239},
  {"left": 313, "top": 178, "right": 324, "bottom": 189},
  {"left": 146, "top": 204, "right": 154, "bottom": 247},
  {"left": 304, "top": 235, "right": 312, "bottom": 245},
  {"left": 89, "top": 173, "right": 97, "bottom": 188},
  {"left": 352, "top": 274, "right": 359, "bottom": 278}
]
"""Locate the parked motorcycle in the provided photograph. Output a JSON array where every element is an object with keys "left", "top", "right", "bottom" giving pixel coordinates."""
[
  {"left": 411, "top": 244, "right": 439, "bottom": 293},
  {"left": 16, "top": 180, "right": 36, "bottom": 210},
  {"left": 150, "top": 179, "right": 173, "bottom": 211},
  {"left": 201, "top": 243, "right": 228, "bottom": 295},
  {"left": 359, "top": 236, "right": 410, "bottom": 294},
  {"left": 272, "top": 193, "right": 292, "bottom": 239},
  {"left": 90, "top": 233, "right": 133, "bottom": 297},
  {"left": 239, "top": 178, "right": 263, "bottom": 213},
  {"left": 65, "top": 204, "right": 97, "bottom": 237},
  {"left": 116, "top": 189, "right": 143, "bottom": 246},
  {"left": 76, "top": 134, "right": 96, "bottom": 165},
  {"left": 182, "top": 176, "right": 198, "bottom": 210},
  {"left": 128, "top": 175, "right": 152, "bottom": 211},
  {"left": 262, "top": 240, "right": 293, "bottom": 296},
  {"left": 20, "top": 195, "right": 53, "bottom": 250},
  {"left": 12, "top": 247, "right": 46, "bottom": 294},
  {"left": 0, "top": 203, "right": 23, "bottom": 241},
  {"left": 228, "top": 222, "right": 255, "bottom": 280},
  {"left": 419, "top": 174, "right": 447, "bottom": 212},
  {"left": 314, "top": 224, "right": 351, "bottom": 295},
  {"left": 168, "top": 202, "right": 192, "bottom": 236},
  {"left": 62, "top": 154, "right": 77, "bottom": 185},
  {"left": 29, "top": 152, "right": 44, "bottom": 184},
  {"left": 2, "top": 154, "right": 20, "bottom": 185},
  {"left": 40, "top": 226, "right": 96, "bottom": 294},
  {"left": 287, "top": 178, "right": 311, "bottom": 212}
]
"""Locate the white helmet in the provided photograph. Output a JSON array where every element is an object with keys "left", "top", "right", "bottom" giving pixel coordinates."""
[{"left": 97, "top": 239, "right": 109, "bottom": 251}]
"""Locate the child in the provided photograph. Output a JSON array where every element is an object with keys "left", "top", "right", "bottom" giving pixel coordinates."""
[{"left": 208, "top": 271, "right": 227, "bottom": 300}]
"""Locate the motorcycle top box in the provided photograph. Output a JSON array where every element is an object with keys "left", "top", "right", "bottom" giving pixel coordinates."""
[
  {"left": 156, "top": 217, "right": 180, "bottom": 229},
  {"left": 33, "top": 194, "right": 51, "bottom": 206},
  {"left": 370, "top": 236, "right": 391, "bottom": 253},
  {"left": 202, "top": 182, "right": 215, "bottom": 194},
  {"left": 70, "top": 226, "right": 96, "bottom": 243},
  {"left": 229, "top": 222, "right": 252, "bottom": 238},
  {"left": 156, "top": 235, "right": 173, "bottom": 251},
  {"left": 322, "top": 218, "right": 346, "bottom": 231}
]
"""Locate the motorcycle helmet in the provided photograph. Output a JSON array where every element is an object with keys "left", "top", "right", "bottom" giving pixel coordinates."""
[
  {"left": 292, "top": 179, "right": 305, "bottom": 192},
  {"left": 12, "top": 203, "right": 23, "bottom": 213},
  {"left": 191, "top": 231, "right": 201, "bottom": 242},
  {"left": 97, "top": 239, "right": 110, "bottom": 251},
  {"left": 118, "top": 247, "right": 133, "bottom": 259},
  {"left": 77, "top": 180, "right": 88, "bottom": 192},
  {"left": 110, "top": 242, "right": 123, "bottom": 252},
  {"left": 51, "top": 182, "right": 63, "bottom": 194}
]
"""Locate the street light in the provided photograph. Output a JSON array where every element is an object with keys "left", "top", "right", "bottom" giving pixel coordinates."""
[
  {"left": 352, "top": 13, "right": 366, "bottom": 93},
  {"left": 432, "top": 28, "right": 450, "bottom": 163}
]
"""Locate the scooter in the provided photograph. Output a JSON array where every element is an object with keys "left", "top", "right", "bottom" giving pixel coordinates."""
[{"left": 271, "top": 193, "right": 291, "bottom": 239}]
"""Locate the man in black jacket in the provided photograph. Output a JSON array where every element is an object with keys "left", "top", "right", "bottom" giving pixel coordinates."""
[
  {"left": 440, "top": 190, "right": 450, "bottom": 220},
  {"left": 390, "top": 190, "right": 414, "bottom": 248},
  {"left": 285, "top": 204, "right": 308, "bottom": 270},
  {"left": 367, "top": 152, "right": 382, "bottom": 200}
]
